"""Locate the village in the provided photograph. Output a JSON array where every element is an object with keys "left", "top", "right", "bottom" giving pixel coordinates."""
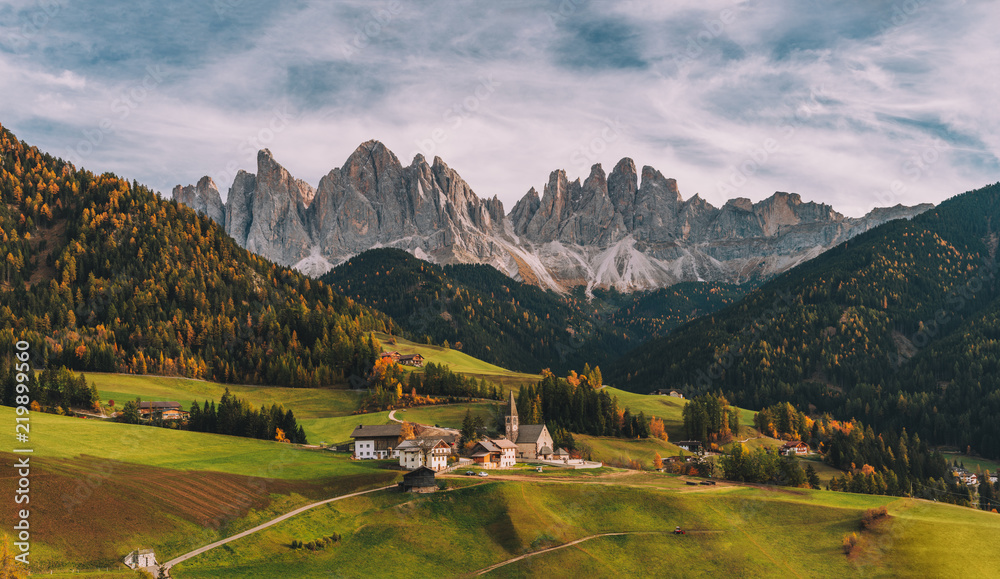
[{"left": 349, "top": 392, "right": 603, "bottom": 491}]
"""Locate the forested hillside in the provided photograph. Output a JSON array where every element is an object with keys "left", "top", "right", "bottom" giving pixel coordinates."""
[
  {"left": 322, "top": 248, "right": 742, "bottom": 374},
  {"left": 0, "top": 123, "right": 396, "bottom": 390},
  {"left": 608, "top": 183, "right": 1000, "bottom": 458},
  {"left": 321, "top": 248, "right": 631, "bottom": 373}
]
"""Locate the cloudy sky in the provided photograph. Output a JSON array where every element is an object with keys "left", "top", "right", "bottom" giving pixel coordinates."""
[{"left": 1, "top": 0, "right": 997, "bottom": 216}]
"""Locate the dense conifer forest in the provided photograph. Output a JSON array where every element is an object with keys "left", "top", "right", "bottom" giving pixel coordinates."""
[
  {"left": 0, "top": 123, "right": 395, "bottom": 390},
  {"left": 609, "top": 183, "right": 1000, "bottom": 459},
  {"left": 322, "top": 248, "right": 740, "bottom": 373}
]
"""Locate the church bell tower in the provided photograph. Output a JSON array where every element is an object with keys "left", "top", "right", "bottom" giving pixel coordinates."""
[{"left": 505, "top": 391, "right": 519, "bottom": 442}]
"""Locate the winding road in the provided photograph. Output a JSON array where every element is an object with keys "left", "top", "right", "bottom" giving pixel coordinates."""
[{"left": 163, "top": 485, "right": 394, "bottom": 575}]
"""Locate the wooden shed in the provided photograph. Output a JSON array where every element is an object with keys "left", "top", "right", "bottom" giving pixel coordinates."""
[{"left": 399, "top": 466, "right": 437, "bottom": 493}]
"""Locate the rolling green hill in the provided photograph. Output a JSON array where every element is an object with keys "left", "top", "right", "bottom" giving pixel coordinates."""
[
  {"left": 169, "top": 477, "right": 1000, "bottom": 578},
  {"left": 608, "top": 183, "right": 1000, "bottom": 459},
  {"left": 0, "top": 407, "right": 399, "bottom": 570}
]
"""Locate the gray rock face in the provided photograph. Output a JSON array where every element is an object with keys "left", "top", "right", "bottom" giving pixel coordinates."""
[
  {"left": 174, "top": 142, "right": 933, "bottom": 293},
  {"left": 172, "top": 176, "right": 225, "bottom": 225}
]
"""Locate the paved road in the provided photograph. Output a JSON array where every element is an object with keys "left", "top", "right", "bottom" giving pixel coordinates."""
[{"left": 163, "top": 485, "right": 394, "bottom": 575}]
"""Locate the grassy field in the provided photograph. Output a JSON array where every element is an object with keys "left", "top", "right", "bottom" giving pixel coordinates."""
[
  {"left": 395, "top": 401, "right": 495, "bottom": 429},
  {"left": 575, "top": 434, "right": 683, "bottom": 467},
  {"left": 374, "top": 332, "right": 541, "bottom": 390},
  {"left": 168, "top": 477, "right": 1000, "bottom": 578},
  {"left": 941, "top": 452, "right": 1000, "bottom": 474},
  {"left": 89, "top": 373, "right": 363, "bottom": 420},
  {"left": 0, "top": 406, "right": 391, "bottom": 481},
  {"left": 0, "top": 408, "right": 401, "bottom": 571}
]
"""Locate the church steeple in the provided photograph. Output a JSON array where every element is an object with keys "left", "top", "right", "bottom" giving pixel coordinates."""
[{"left": 505, "top": 391, "right": 519, "bottom": 442}]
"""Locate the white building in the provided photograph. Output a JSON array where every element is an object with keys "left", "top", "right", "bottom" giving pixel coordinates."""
[
  {"left": 123, "top": 549, "right": 156, "bottom": 569},
  {"left": 397, "top": 438, "right": 451, "bottom": 471},
  {"left": 470, "top": 438, "right": 518, "bottom": 469},
  {"left": 350, "top": 424, "right": 404, "bottom": 459}
]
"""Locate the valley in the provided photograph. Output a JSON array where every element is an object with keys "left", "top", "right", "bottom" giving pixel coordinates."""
[{"left": 2, "top": 119, "right": 999, "bottom": 579}]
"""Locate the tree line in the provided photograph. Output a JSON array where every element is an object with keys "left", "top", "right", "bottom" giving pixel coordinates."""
[{"left": 517, "top": 368, "right": 649, "bottom": 439}]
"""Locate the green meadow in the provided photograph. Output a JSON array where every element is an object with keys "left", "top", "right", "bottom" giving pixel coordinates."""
[
  {"left": 374, "top": 332, "right": 541, "bottom": 389},
  {"left": 169, "top": 479, "right": 1000, "bottom": 578},
  {"left": 0, "top": 406, "right": 380, "bottom": 480},
  {"left": 88, "top": 372, "right": 363, "bottom": 419}
]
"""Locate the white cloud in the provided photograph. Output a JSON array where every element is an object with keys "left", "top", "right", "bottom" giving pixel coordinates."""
[{"left": 0, "top": 0, "right": 996, "bottom": 217}]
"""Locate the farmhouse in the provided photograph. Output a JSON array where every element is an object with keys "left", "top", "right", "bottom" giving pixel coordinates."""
[
  {"left": 652, "top": 389, "right": 685, "bottom": 398},
  {"left": 398, "top": 466, "right": 437, "bottom": 493},
  {"left": 138, "top": 401, "right": 186, "bottom": 420},
  {"left": 470, "top": 438, "right": 517, "bottom": 469},
  {"left": 504, "top": 392, "right": 554, "bottom": 459},
  {"left": 779, "top": 441, "right": 810, "bottom": 456},
  {"left": 380, "top": 351, "right": 401, "bottom": 363},
  {"left": 350, "top": 423, "right": 404, "bottom": 459},
  {"left": 398, "top": 353, "right": 424, "bottom": 367},
  {"left": 397, "top": 438, "right": 451, "bottom": 471},
  {"left": 123, "top": 548, "right": 156, "bottom": 569},
  {"left": 676, "top": 441, "right": 702, "bottom": 453}
]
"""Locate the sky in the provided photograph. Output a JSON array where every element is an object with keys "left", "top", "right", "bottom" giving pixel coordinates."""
[{"left": 1, "top": 0, "right": 997, "bottom": 217}]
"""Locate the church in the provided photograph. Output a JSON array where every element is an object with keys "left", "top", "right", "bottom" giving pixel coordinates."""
[{"left": 505, "top": 392, "right": 554, "bottom": 459}]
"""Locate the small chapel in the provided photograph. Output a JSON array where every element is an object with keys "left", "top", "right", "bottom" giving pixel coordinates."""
[{"left": 504, "top": 392, "right": 554, "bottom": 459}]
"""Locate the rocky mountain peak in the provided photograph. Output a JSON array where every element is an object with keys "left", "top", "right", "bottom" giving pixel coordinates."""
[
  {"left": 176, "top": 142, "right": 934, "bottom": 293},
  {"left": 172, "top": 176, "right": 225, "bottom": 225}
]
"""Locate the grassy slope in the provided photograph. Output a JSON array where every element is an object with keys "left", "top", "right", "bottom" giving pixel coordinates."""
[
  {"left": 0, "top": 406, "right": 383, "bottom": 481},
  {"left": 0, "top": 407, "right": 400, "bottom": 570},
  {"left": 374, "top": 332, "right": 540, "bottom": 390},
  {"left": 395, "top": 402, "right": 495, "bottom": 429},
  {"left": 170, "top": 479, "right": 1000, "bottom": 579},
  {"left": 89, "top": 373, "right": 363, "bottom": 420}
]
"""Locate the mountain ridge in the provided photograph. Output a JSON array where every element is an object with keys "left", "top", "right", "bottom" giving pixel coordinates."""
[{"left": 174, "top": 141, "right": 933, "bottom": 292}]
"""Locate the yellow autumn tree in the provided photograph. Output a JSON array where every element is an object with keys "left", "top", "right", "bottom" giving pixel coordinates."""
[
  {"left": 275, "top": 427, "right": 289, "bottom": 443},
  {"left": 649, "top": 417, "right": 668, "bottom": 441},
  {"left": 0, "top": 535, "right": 28, "bottom": 578},
  {"left": 653, "top": 452, "right": 663, "bottom": 470}
]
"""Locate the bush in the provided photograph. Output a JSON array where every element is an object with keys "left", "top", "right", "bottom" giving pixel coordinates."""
[
  {"left": 861, "top": 506, "right": 889, "bottom": 529},
  {"left": 842, "top": 532, "right": 859, "bottom": 554}
]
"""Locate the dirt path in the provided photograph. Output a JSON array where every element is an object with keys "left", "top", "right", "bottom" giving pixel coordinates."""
[
  {"left": 163, "top": 485, "right": 394, "bottom": 576},
  {"left": 388, "top": 409, "right": 401, "bottom": 423},
  {"left": 469, "top": 532, "right": 666, "bottom": 576}
]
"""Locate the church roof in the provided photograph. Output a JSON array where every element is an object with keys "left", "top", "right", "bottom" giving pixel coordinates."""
[
  {"left": 508, "top": 391, "right": 518, "bottom": 418},
  {"left": 515, "top": 424, "right": 548, "bottom": 443}
]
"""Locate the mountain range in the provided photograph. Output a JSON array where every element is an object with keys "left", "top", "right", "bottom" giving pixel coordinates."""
[{"left": 174, "top": 142, "right": 932, "bottom": 293}]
